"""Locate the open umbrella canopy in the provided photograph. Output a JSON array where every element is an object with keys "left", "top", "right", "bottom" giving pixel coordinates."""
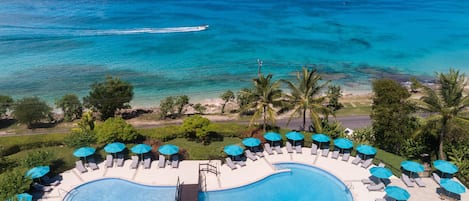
[
  {"left": 312, "top": 134, "right": 330, "bottom": 143},
  {"left": 73, "top": 147, "right": 96, "bottom": 158},
  {"left": 440, "top": 179, "right": 466, "bottom": 194},
  {"left": 264, "top": 132, "right": 282, "bottom": 141},
  {"left": 131, "top": 144, "right": 152, "bottom": 154},
  {"left": 26, "top": 166, "right": 50, "bottom": 179},
  {"left": 158, "top": 144, "right": 179, "bottom": 155},
  {"left": 104, "top": 142, "right": 126, "bottom": 154},
  {"left": 434, "top": 160, "right": 458, "bottom": 175},
  {"left": 224, "top": 145, "right": 244, "bottom": 156},
  {"left": 242, "top": 138, "right": 261, "bottom": 147},
  {"left": 15, "top": 193, "right": 33, "bottom": 201},
  {"left": 286, "top": 131, "right": 304, "bottom": 141},
  {"left": 401, "top": 161, "right": 424, "bottom": 173},
  {"left": 385, "top": 186, "right": 410, "bottom": 200},
  {"left": 369, "top": 167, "right": 393, "bottom": 179},
  {"left": 356, "top": 144, "right": 377, "bottom": 155},
  {"left": 334, "top": 138, "right": 353, "bottom": 150}
]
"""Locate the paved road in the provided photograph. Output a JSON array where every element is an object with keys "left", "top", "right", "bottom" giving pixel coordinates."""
[{"left": 275, "top": 115, "right": 371, "bottom": 131}]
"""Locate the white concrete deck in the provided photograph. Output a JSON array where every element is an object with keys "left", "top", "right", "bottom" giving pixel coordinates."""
[{"left": 40, "top": 147, "right": 467, "bottom": 201}]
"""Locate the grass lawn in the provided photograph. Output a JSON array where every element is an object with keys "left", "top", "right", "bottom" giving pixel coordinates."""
[{"left": 6, "top": 146, "right": 76, "bottom": 174}]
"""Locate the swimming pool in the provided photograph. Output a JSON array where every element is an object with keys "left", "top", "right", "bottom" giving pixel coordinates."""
[
  {"left": 63, "top": 178, "right": 176, "bottom": 201},
  {"left": 199, "top": 163, "right": 354, "bottom": 201}
]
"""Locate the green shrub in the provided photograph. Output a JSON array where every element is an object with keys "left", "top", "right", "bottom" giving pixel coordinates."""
[
  {"left": 64, "top": 130, "right": 96, "bottom": 148},
  {"left": 0, "top": 134, "right": 66, "bottom": 156},
  {"left": 95, "top": 117, "right": 139, "bottom": 144},
  {"left": 0, "top": 168, "right": 32, "bottom": 201},
  {"left": 138, "top": 125, "right": 181, "bottom": 141},
  {"left": 180, "top": 115, "right": 210, "bottom": 141},
  {"left": 20, "top": 150, "right": 55, "bottom": 168}
]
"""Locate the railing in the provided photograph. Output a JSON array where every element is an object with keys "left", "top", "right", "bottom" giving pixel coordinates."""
[
  {"left": 174, "top": 177, "right": 182, "bottom": 201},
  {"left": 199, "top": 163, "right": 218, "bottom": 175}
]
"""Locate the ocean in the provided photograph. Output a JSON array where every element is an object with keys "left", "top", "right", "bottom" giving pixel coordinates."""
[{"left": 1, "top": 0, "right": 468, "bottom": 107}]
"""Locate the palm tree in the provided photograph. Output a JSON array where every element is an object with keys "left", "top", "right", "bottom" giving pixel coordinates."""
[
  {"left": 281, "top": 67, "right": 330, "bottom": 132},
  {"left": 240, "top": 74, "right": 283, "bottom": 132},
  {"left": 418, "top": 68, "right": 469, "bottom": 159}
]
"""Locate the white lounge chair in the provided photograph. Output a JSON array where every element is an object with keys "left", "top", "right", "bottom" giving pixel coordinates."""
[
  {"left": 311, "top": 143, "right": 318, "bottom": 155},
  {"left": 342, "top": 152, "right": 350, "bottom": 161},
  {"left": 255, "top": 150, "right": 265, "bottom": 157},
  {"left": 158, "top": 155, "right": 166, "bottom": 168},
  {"left": 321, "top": 149, "right": 329, "bottom": 157},
  {"left": 116, "top": 154, "right": 125, "bottom": 167},
  {"left": 414, "top": 177, "right": 426, "bottom": 187},
  {"left": 401, "top": 174, "right": 415, "bottom": 187},
  {"left": 106, "top": 154, "right": 113, "bottom": 168},
  {"left": 378, "top": 162, "right": 386, "bottom": 167},
  {"left": 130, "top": 156, "right": 139, "bottom": 169},
  {"left": 225, "top": 157, "right": 237, "bottom": 170},
  {"left": 362, "top": 176, "right": 380, "bottom": 185},
  {"left": 75, "top": 160, "right": 87, "bottom": 173},
  {"left": 264, "top": 143, "right": 274, "bottom": 155},
  {"left": 362, "top": 158, "right": 373, "bottom": 169},
  {"left": 286, "top": 142, "right": 294, "bottom": 153},
  {"left": 367, "top": 182, "right": 385, "bottom": 191},
  {"left": 33, "top": 183, "right": 53, "bottom": 192},
  {"left": 143, "top": 156, "right": 151, "bottom": 169},
  {"left": 274, "top": 146, "right": 283, "bottom": 154},
  {"left": 352, "top": 155, "right": 362, "bottom": 165},
  {"left": 331, "top": 150, "right": 340, "bottom": 159},
  {"left": 236, "top": 160, "right": 246, "bottom": 167},
  {"left": 432, "top": 172, "right": 441, "bottom": 184},
  {"left": 245, "top": 150, "right": 258, "bottom": 161},
  {"left": 375, "top": 198, "right": 386, "bottom": 201},
  {"left": 171, "top": 155, "right": 179, "bottom": 168},
  {"left": 88, "top": 158, "right": 99, "bottom": 170},
  {"left": 295, "top": 145, "right": 302, "bottom": 153}
]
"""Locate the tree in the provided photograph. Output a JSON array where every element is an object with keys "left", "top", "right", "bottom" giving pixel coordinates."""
[
  {"left": 64, "top": 129, "right": 96, "bottom": 148},
  {"left": 159, "top": 96, "right": 175, "bottom": 119},
  {"left": 236, "top": 88, "right": 255, "bottom": 114},
  {"left": 180, "top": 115, "right": 211, "bottom": 142},
  {"left": 220, "top": 90, "right": 235, "bottom": 114},
  {"left": 327, "top": 85, "right": 343, "bottom": 115},
  {"left": 95, "top": 117, "right": 139, "bottom": 144},
  {"left": 371, "top": 79, "right": 417, "bottom": 153},
  {"left": 281, "top": 67, "right": 330, "bottom": 132},
  {"left": 410, "top": 77, "right": 422, "bottom": 93},
  {"left": 175, "top": 95, "right": 189, "bottom": 116},
  {"left": 77, "top": 111, "right": 95, "bottom": 131},
  {"left": 0, "top": 95, "right": 14, "bottom": 117},
  {"left": 240, "top": 74, "right": 283, "bottom": 132},
  {"left": 193, "top": 103, "right": 207, "bottom": 114},
  {"left": 13, "top": 97, "right": 52, "bottom": 128},
  {"left": 83, "top": 76, "right": 133, "bottom": 120},
  {"left": 417, "top": 68, "right": 469, "bottom": 159},
  {"left": 0, "top": 169, "right": 32, "bottom": 201},
  {"left": 55, "top": 94, "right": 82, "bottom": 121}
]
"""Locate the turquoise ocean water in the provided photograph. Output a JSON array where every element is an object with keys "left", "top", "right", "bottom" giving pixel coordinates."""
[{"left": 1, "top": 0, "right": 468, "bottom": 106}]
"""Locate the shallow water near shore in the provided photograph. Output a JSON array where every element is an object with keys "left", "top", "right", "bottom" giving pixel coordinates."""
[{"left": 0, "top": 0, "right": 468, "bottom": 106}]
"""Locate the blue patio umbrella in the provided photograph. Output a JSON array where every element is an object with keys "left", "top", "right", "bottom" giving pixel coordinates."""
[
  {"left": 433, "top": 160, "right": 458, "bottom": 175},
  {"left": 104, "top": 142, "right": 126, "bottom": 154},
  {"left": 401, "top": 161, "right": 424, "bottom": 175},
  {"left": 440, "top": 179, "right": 466, "bottom": 195},
  {"left": 158, "top": 144, "right": 179, "bottom": 155},
  {"left": 286, "top": 131, "right": 304, "bottom": 141},
  {"left": 264, "top": 132, "right": 282, "bottom": 145},
  {"left": 385, "top": 186, "right": 411, "bottom": 200},
  {"left": 224, "top": 145, "right": 244, "bottom": 156},
  {"left": 242, "top": 138, "right": 261, "bottom": 147},
  {"left": 312, "top": 134, "right": 330, "bottom": 143},
  {"left": 15, "top": 193, "right": 33, "bottom": 201},
  {"left": 356, "top": 144, "right": 377, "bottom": 156},
  {"left": 334, "top": 138, "right": 353, "bottom": 150},
  {"left": 131, "top": 144, "right": 152, "bottom": 155},
  {"left": 26, "top": 166, "right": 50, "bottom": 179},
  {"left": 369, "top": 167, "right": 393, "bottom": 179},
  {"left": 73, "top": 147, "right": 96, "bottom": 158}
]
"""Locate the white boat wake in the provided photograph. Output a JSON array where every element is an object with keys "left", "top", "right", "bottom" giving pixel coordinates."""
[{"left": 93, "top": 25, "right": 209, "bottom": 35}]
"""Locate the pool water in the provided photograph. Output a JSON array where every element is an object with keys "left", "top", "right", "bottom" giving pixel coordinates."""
[
  {"left": 63, "top": 178, "right": 176, "bottom": 201},
  {"left": 198, "top": 163, "right": 353, "bottom": 201}
]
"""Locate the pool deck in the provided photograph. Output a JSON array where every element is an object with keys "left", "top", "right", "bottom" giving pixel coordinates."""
[{"left": 39, "top": 147, "right": 467, "bottom": 201}]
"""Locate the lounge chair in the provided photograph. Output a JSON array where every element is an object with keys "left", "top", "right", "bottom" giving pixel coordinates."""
[
  {"left": 88, "top": 158, "right": 99, "bottom": 170},
  {"left": 131, "top": 156, "right": 139, "bottom": 169},
  {"left": 362, "top": 158, "right": 373, "bottom": 169},
  {"left": 158, "top": 155, "right": 166, "bottom": 168},
  {"left": 352, "top": 155, "right": 362, "bottom": 165},
  {"left": 143, "top": 156, "right": 151, "bottom": 169},
  {"left": 116, "top": 154, "right": 125, "bottom": 167},
  {"left": 401, "top": 174, "right": 415, "bottom": 187},
  {"left": 42, "top": 175, "right": 61, "bottom": 186},
  {"left": 236, "top": 160, "right": 246, "bottom": 167},
  {"left": 255, "top": 150, "right": 265, "bottom": 158},
  {"left": 75, "top": 160, "right": 88, "bottom": 173},
  {"left": 286, "top": 142, "right": 294, "bottom": 153},
  {"left": 321, "top": 149, "right": 329, "bottom": 157},
  {"left": 311, "top": 143, "right": 318, "bottom": 155},
  {"left": 378, "top": 162, "right": 386, "bottom": 167},
  {"left": 33, "top": 183, "right": 53, "bottom": 192},
  {"left": 367, "top": 182, "right": 385, "bottom": 191},
  {"left": 414, "top": 177, "right": 426, "bottom": 187},
  {"left": 171, "top": 155, "right": 179, "bottom": 168},
  {"left": 225, "top": 157, "right": 237, "bottom": 170},
  {"left": 106, "top": 154, "right": 113, "bottom": 168},
  {"left": 432, "top": 172, "right": 441, "bottom": 184},
  {"left": 375, "top": 198, "right": 386, "bottom": 201},
  {"left": 264, "top": 143, "right": 274, "bottom": 155},
  {"left": 274, "top": 146, "right": 283, "bottom": 154},
  {"left": 362, "top": 176, "right": 380, "bottom": 185},
  {"left": 295, "top": 145, "right": 302, "bottom": 153},
  {"left": 245, "top": 150, "right": 258, "bottom": 161},
  {"left": 331, "top": 150, "right": 340, "bottom": 159},
  {"left": 342, "top": 152, "right": 350, "bottom": 162}
]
